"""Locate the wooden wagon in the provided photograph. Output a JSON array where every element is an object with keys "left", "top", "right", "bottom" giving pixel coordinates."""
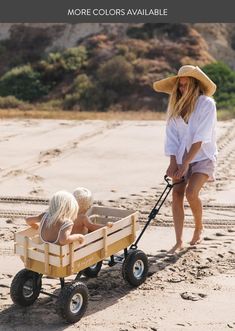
[{"left": 11, "top": 206, "right": 149, "bottom": 323}]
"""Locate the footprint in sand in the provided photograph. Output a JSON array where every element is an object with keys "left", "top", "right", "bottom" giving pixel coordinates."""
[
  {"left": 168, "top": 276, "right": 185, "bottom": 283},
  {"left": 38, "top": 148, "right": 62, "bottom": 164},
  {"left": 180, "top": 292, "right": 207, "bottom": 301},
  {"left": 95, "top": 200, "right": 104, "bottom": 206},
  {"left": 30, "top": 187, "right": 44, "bottom": 195},
  {"left": 3, "top": 169, "right": 25, "bottom": 178},
  {"left": 26, "top": 174, "right": 44, "bottom": 183},
  {"left": 203, "top": 236, "right": 214, "bottom": 241},
  {"left": 215, "top": 232, "right": 227, "bottom": 237}
]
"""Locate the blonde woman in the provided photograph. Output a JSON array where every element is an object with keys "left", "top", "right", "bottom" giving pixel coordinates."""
[
  {"left": 153, "top": 65, "right": 217, "bottom": 254},
  {"left": 26, "top": 190, "right": 85, "bottom": 245},
  {"left": 72, "top": 187, "right": 113, "bottom": 234}
]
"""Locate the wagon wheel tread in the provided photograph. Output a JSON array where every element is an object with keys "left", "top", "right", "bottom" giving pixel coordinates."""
[
  {"left": 57, "top": 281, "right": 88, "bottom": 323},
  {"left": 122, "top": 249, "right": 149, "bottom": 287},
  {"left": 10, "top": 268, "right": 42, "bottom": 306},
  {"left": 82, "top": 261, "right": 103, "bottom": 278}
]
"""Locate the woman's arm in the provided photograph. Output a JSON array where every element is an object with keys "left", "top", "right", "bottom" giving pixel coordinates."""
[
  {"left": 166, "top": 155, "right": 178, "bottom": 178},
  {"left": 183, "top": 142, "right": 202, "bottom": 164},
  {"left": 192, "top": 98, "right": 216, "bottom": 145},
  {"left": 165, "top": 119, "right": 180, "bottom": 178},
  {"left": 165, "top": 119, "right": 179, "bottom": 158},
  {"left": 59, "top": 226, "right": 85, "bottom": 245},
  {"left": 174, "top": 141, "right": 202, "bottom": 179}
]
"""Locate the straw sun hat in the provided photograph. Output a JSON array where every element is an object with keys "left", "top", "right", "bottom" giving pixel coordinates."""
[{"left": 153, "top": 65, "right": 216, "bottom": 96}]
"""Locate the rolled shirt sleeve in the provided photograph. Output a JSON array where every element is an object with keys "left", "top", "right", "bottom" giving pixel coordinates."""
[
  {"left": 192, "top": 98, "right": 216, "bottom": 145},
  {"left": 164, "top": 118, "right": 179, "bottom": 156}
]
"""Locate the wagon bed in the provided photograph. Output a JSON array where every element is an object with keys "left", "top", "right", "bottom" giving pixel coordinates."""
[
  {"left": 11, "top": 176, "right": 181, "bottom": 323},
  {"left": 14, "top": 206, "right": 139, "bottom": 278}
]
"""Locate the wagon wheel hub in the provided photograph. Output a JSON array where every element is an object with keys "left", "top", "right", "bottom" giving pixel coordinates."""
[
  {"left": 133, "top": 259, "right": 145, "bottom": 279},
  {"left": 70, "top": 293, "right": 83, "bottom": 314}
]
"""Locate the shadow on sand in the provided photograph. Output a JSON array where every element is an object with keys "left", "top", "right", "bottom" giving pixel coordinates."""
[{"left": 0, "top": 248, "right": 191, "bottom": 331}]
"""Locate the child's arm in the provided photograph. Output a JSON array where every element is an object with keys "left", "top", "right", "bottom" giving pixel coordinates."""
[
  {"left": 25, "top": 213, "right": 45, "bottom": 230},
  {"left": 84, "top": 216, "right": 113, "bottom": 232},
  {"left": 59, "top": 226, "right": 85, "bottom": 245}
]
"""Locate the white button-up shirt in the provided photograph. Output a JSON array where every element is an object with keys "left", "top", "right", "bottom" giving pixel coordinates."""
[{"left": 165, "top": 95, "right": 218, "bottom": 164}]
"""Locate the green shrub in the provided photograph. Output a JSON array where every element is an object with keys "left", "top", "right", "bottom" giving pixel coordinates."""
[
  {"left": 203, "top": 62, "right": 235, "bottom": 109},
  {"left": 62, "top": 46, "right": 87, "bottom": 72},
  {"left": 37, "top": 52, "right": 65, "bottom": 84},
  {"left": 63, "top": 74, "right": 96, "bottom": 110},
  {"left": 65, "top": 57, "right": 135, "bottom": 111},
  {"left": 97, "top": 56, "right": 134, "bottom": 94},
  {"left": 63, "top": 93, "right": 81, "bottom": 110},
  {"left": 0, "top": 65, "right": 48, "bottom": 101},
  {"left": 38, "top": 46, "right": 87, "bottom": 87},
  {"left": 40, "top": 46, "right": 86, "bottom": 72},
  {"left": 73, "top": 74, "right": 93, "bottom": 94},
  {"left": 0, "top": 95, "right": 23, "bottom": 108},
  {"left": 0, "top": 44, "right": 7, "bottom": 56}
]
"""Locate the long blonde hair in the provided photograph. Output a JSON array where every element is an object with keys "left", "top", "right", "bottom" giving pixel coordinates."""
[
  {"left": 46, "top": 190, "right": 79, "bottom": 228},
  {"left": 167, "top": 77, "right": 202, "bottom": 122}
]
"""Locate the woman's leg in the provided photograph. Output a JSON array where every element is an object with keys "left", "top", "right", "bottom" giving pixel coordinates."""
[
  {"left": 168, "top": 180, "right": 187, "bottom": 253},
  {"left": 185, "top": 172, "right": 208, "bottom": 245}
]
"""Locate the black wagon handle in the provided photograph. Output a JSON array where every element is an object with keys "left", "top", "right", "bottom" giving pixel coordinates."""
[
  {"left": 130, "top": 175, "right": 185, "bottom": 249},
  {"left": 164, "top": 174, "right": 185, "bottom": 186}
]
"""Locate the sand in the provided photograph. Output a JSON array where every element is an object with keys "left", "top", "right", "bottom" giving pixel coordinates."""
[{"left": 0, "top": 118, "right": 234, "bottom": 331}]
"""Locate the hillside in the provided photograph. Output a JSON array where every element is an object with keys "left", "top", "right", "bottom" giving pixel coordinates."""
[{"left": 0, "top": 23, "right": 234, "bottom": 112}]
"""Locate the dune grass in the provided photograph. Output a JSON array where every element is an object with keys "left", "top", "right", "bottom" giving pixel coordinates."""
[
  {"left": 217, "top": 109, "right": 235, "bottom": 121},
  {"left": 0, "top": 108, "right": 234, "bottom": 121},
  {"left": 0, "top": 109, "right": 167, "bottom": 121}
]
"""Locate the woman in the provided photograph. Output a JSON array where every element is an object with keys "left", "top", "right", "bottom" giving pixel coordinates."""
[{"left": 153, "top": 65, "right": 217, "bottom": 254}]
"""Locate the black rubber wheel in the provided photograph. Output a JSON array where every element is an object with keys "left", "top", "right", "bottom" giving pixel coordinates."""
[
  {"left": 57, "top": 281, "right": 88, "bottom": 324},
  {"left": 122, "top": 249, "right": 149, "bottom": 287},
  {"left": 82, "top": 261, "right": 103, "bottom": 278},
  {"left": 10, "top": 269, "right": 42, "bottom": 306}
]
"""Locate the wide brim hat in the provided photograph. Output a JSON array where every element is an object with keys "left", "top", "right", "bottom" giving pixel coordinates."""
[{"left": 153, "top": 65, "right": 216, "bottom": 97}]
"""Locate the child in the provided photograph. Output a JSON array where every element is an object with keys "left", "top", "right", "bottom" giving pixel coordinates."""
[
  {"left": 26, "top": 190, "right": 85, "bottom": 245},
  {"left": 72, "top": 187, "right": 113, "bottom": 234}
]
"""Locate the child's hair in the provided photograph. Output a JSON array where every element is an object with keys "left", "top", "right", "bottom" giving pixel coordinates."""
[
  {"left": 73, "top": 187, "right": 93, "bottom": 212},
  {"left": 46, "top": 190, "right": 79, "bottom": 228}
]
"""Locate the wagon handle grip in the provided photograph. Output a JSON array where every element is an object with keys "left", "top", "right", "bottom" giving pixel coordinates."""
[{"left": 164, "top": 175, "right": 185, "bottom": 187}]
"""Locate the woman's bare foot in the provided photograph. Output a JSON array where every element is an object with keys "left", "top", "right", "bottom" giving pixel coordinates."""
[
  {"left": 190, "top": 227, "right": 204, "bottom": 245},
  {"left": 168, "top": 242, "right": 184, "bottom": 254}
]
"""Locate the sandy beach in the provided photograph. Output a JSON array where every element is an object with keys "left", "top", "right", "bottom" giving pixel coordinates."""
[{"left": 0, "top": 118, "right": 235, "bottom": 331}]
